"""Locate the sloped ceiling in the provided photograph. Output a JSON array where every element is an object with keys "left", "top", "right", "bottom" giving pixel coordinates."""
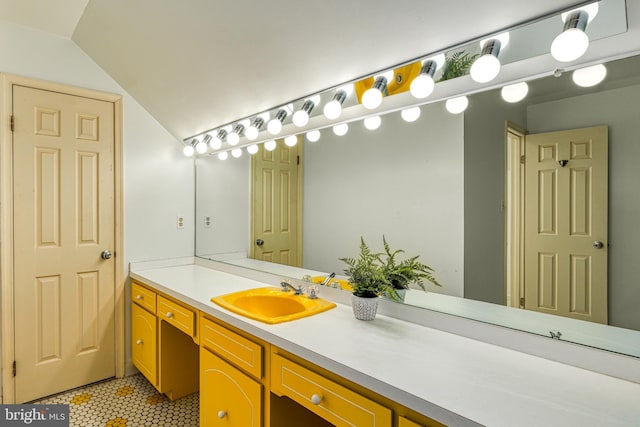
[
  {"left": 3, "top": 0, "right": 588, "bottom": 140},
  {"left": 0, "top": 0, "right": 89, "bottom": 38}
]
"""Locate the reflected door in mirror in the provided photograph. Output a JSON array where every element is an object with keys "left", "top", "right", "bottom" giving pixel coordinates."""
[
  {"left": 524, "top": 126, "right": 608, "bottom": 324},
  {"left": 251, "top": 140, "right": 302, "bottom": 266}
]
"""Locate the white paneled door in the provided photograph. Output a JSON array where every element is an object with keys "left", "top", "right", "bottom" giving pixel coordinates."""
[
  {"left": 524, "top": 126, "right": 608, "bottom": 324},
  {"left": 13, "top": 85, "right": 116, "bottom": 402}
]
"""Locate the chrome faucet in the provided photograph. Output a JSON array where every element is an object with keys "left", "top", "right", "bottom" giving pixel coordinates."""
[
  {"left": 320, "top": 272, "right": 336, "bottom": 286},
  {"left": 280, "top": 280, "right": 304, "bottom": 295}
]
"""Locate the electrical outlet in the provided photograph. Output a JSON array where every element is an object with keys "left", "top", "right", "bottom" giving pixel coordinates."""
[
  {"left": 204, "top": 216, "right": 212, "bottom": 228},
  {"left": 177, "top": 215, "right": 185, "bottom": 229}
]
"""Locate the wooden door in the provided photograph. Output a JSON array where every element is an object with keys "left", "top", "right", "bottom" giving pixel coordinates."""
[
  {"left": 524, "top": 126, "right": 608, "bottom": 324},
  {"left": 13, "top": 85, "right": 116, "bottom": 402},
  {"left": 251, "top": 138, "right": 302, "bottom": 266}
]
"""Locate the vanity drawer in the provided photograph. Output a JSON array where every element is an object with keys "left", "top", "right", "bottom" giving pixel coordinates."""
[
  {"left": 271, "top": 353, "right": 391, "bottom": 427},
  {"left": 157, "top": 295, "right": 195, "bottom": 337},
  {"left": 131, "top": 282, "right": 156, "bottom": 313},
  {"left": 200, "top": 316, "right": 263, "bottom": 379}
]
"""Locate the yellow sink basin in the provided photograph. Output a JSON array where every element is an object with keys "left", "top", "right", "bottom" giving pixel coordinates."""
[{"left": 211, "top": 287, "right": 336, "bottom": 324}]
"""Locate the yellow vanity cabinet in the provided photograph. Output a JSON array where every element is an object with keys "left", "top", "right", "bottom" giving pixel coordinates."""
[
  {"left": 130, "top": 281, "right": 199, "bottom": 401},
  {"left": 131, "top": 282, "right": 157, "bottom": 386},
  {"left": 398, "top": 414, "right": 446, "bottom": 427},
  {"left": 200, "top": 347, "right": 262, "bottom": 426},
  {"left": 399, "top": 417, "right": 423, "bottom": 427},
  {"left": 131, "top": 300, "right": 157, "bottom": 386},
  {"left": 199, "top": 315, "right": 264, "bottom": 427},
  {"left": 271, "top": 351, "right": 392, "bottom": 427}
]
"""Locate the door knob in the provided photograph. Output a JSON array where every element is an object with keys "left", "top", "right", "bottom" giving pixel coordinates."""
[
  {"left": 255, "top": 239, "right": 264, "bottom": 246},
  {"left": 101, "top": 250, "right": 112, "bottom": 260},
  {"left": 593, "top": 240, "right": 604, "bottom": 249}
]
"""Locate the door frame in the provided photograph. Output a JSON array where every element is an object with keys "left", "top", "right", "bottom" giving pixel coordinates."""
[
  {"left": 0, "top": 74, "right": 125, "bottom": 403},
  {"left": 504, "top": 122, "right": 526, "bottom": 309}
]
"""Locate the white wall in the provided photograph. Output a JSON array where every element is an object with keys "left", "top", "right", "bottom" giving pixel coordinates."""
[
  {"left": 194, "top": 104, "right": 465, "bottom": 297},
  {"left": 195, "top": 155, "right": 250, "bottom": 257},
  {"left": 303, "top": 105, "right": 465, "bottom": 297},
  {"left": 0, "top": 21, "right": 195, "bottom": 377}
]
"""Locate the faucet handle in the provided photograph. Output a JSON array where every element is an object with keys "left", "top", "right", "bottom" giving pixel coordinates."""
[{"left": 307, "top": 285, "right": 319, "bottom": 299}]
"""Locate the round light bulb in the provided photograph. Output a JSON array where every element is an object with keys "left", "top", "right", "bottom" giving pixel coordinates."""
[
  {"left": 364, "top": 116, "right": 381, "bottom": 130},
  {"left": 231, "top": 148, "right": 242, "bottom": 158},
  {"left": 210, "top": 136, "right": 222, "bottom": 150},
  {"left": 551, "top": 29, "right": 589, "bottom": 62},
  {"left": 362, "top": 88, "right": 383, "bottom": 109},
  {"left": 195, "top": 140, "right": 208, "bottom": 154},
  {"left": 267, "top": 119, "right": 282, "bottom": 135},
  {"left": 470, "top": 54, "right": 501, "bottom": 83},
  {"left": 247, "top": 144, "right": 259, "bottom": 155},
  {"left": 264, "top": 140, "right": 277, "bottom": 151},
  {"left": 445, "top": 96, "right": 469, "bottom": 114},
  {"left": 572, "top": 64, "right": 607, "bottom": 87},
  {"left": 284, "top": 135, "right": 298, "bottom": 147},
  {"left": 323, "top": 100, "right": 342, "bottom": 120},
  {"left": 333, "top": 123, "right": 349, "bottom": 136},
  {"left": 410, "top": 74, "right": 435, "bottom": 99},
  {"left": 501, "top": 82, "right": 529, "bottom": 103},
  {"left": 217, "top": 151, "right": 228, "bottom": 160},
  {"left": 245, "top": 126, "right": 259, "bottom": 140},
  {"left": 183, "top": 145, "right": 195, "bottom": 157},
  {"left": 227, "top": 132, "right": 240, "bottom": 146},
  {"left": 306, "top": 130, "right": 321, "bottom": 142},
  {"left": 292, "top": 110, "right": 310, "bottom": 127},
  {"left": 401, "top": 107, "right": 421, "bottom": 122}
]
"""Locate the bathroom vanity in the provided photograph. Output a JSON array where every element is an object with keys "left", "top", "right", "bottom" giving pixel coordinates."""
[{"left": 130, "top": 259, "right": 640, "bottom": 427}]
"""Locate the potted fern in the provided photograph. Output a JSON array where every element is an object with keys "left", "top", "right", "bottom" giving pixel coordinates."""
[
  {"left": 438, "top": 50, "right": 479, "bottom": 81},
  {"left": 379, "top": 236, "right": 441, "bottom": 302},
  {"left": 339, "top": 237, "right": 397, "bottom": 320}
]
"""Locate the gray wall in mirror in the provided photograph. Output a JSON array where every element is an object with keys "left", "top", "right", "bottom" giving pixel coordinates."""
[
  {"left": 464, "top": 57, "right": 640, "bottom": 332},
  {"left": 195, "top": 55, "right": 640, "bottom": 354}
]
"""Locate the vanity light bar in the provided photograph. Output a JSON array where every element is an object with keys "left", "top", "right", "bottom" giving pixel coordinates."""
[{"left": 184, "top": 1, "right": 603, "bottom": 156}]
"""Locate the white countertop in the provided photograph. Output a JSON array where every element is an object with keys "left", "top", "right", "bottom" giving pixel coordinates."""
[{"left": 130, "top": 263, "right": 640, "bottom": 427}]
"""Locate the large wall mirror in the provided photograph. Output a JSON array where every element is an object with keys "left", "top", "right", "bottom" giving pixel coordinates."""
[{"left": 194, "top": 0, "right": 639, "bottom": 358}]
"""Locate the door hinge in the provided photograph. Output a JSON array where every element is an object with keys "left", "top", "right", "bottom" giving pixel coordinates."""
[
  {"left": 12, "top": 360, "right": 16, "bottom": 377},
  {"left": 10, "top": 115, "right": 14, "bottom": 132},
  {"left": 519, "top": 297, "right": 525, "bottom": 308},
  {"left": 519, "top": 155, "right": 525, "bottom": 164}
]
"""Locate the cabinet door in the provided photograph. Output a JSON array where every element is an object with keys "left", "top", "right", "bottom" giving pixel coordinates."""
[
  {"left": 200, "top": 348, "right": 262, "bottom": 427},
  {"left": 132, "top": 303, "right": 157, "bottom": 385}
]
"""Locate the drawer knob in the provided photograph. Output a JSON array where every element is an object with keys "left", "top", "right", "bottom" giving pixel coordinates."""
[
  {"left": 136, "top": 339, "right": 143, "bottom": 345},
  {"left": 136, "top": 295, "right": 143, "bottom": 300},
  {"left": 166, "top": 312, "right": 174, "bottom": 319},
  {"left": 311, "top": 394, "right": 322, "bottom": 405},
  {"left": 217, "top": 411, "right": 227, "bottom": 419}
]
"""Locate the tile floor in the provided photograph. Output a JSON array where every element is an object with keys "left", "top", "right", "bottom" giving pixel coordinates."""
[{"left": 32, "top": 374, "right": 199, "bottom": 426}]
